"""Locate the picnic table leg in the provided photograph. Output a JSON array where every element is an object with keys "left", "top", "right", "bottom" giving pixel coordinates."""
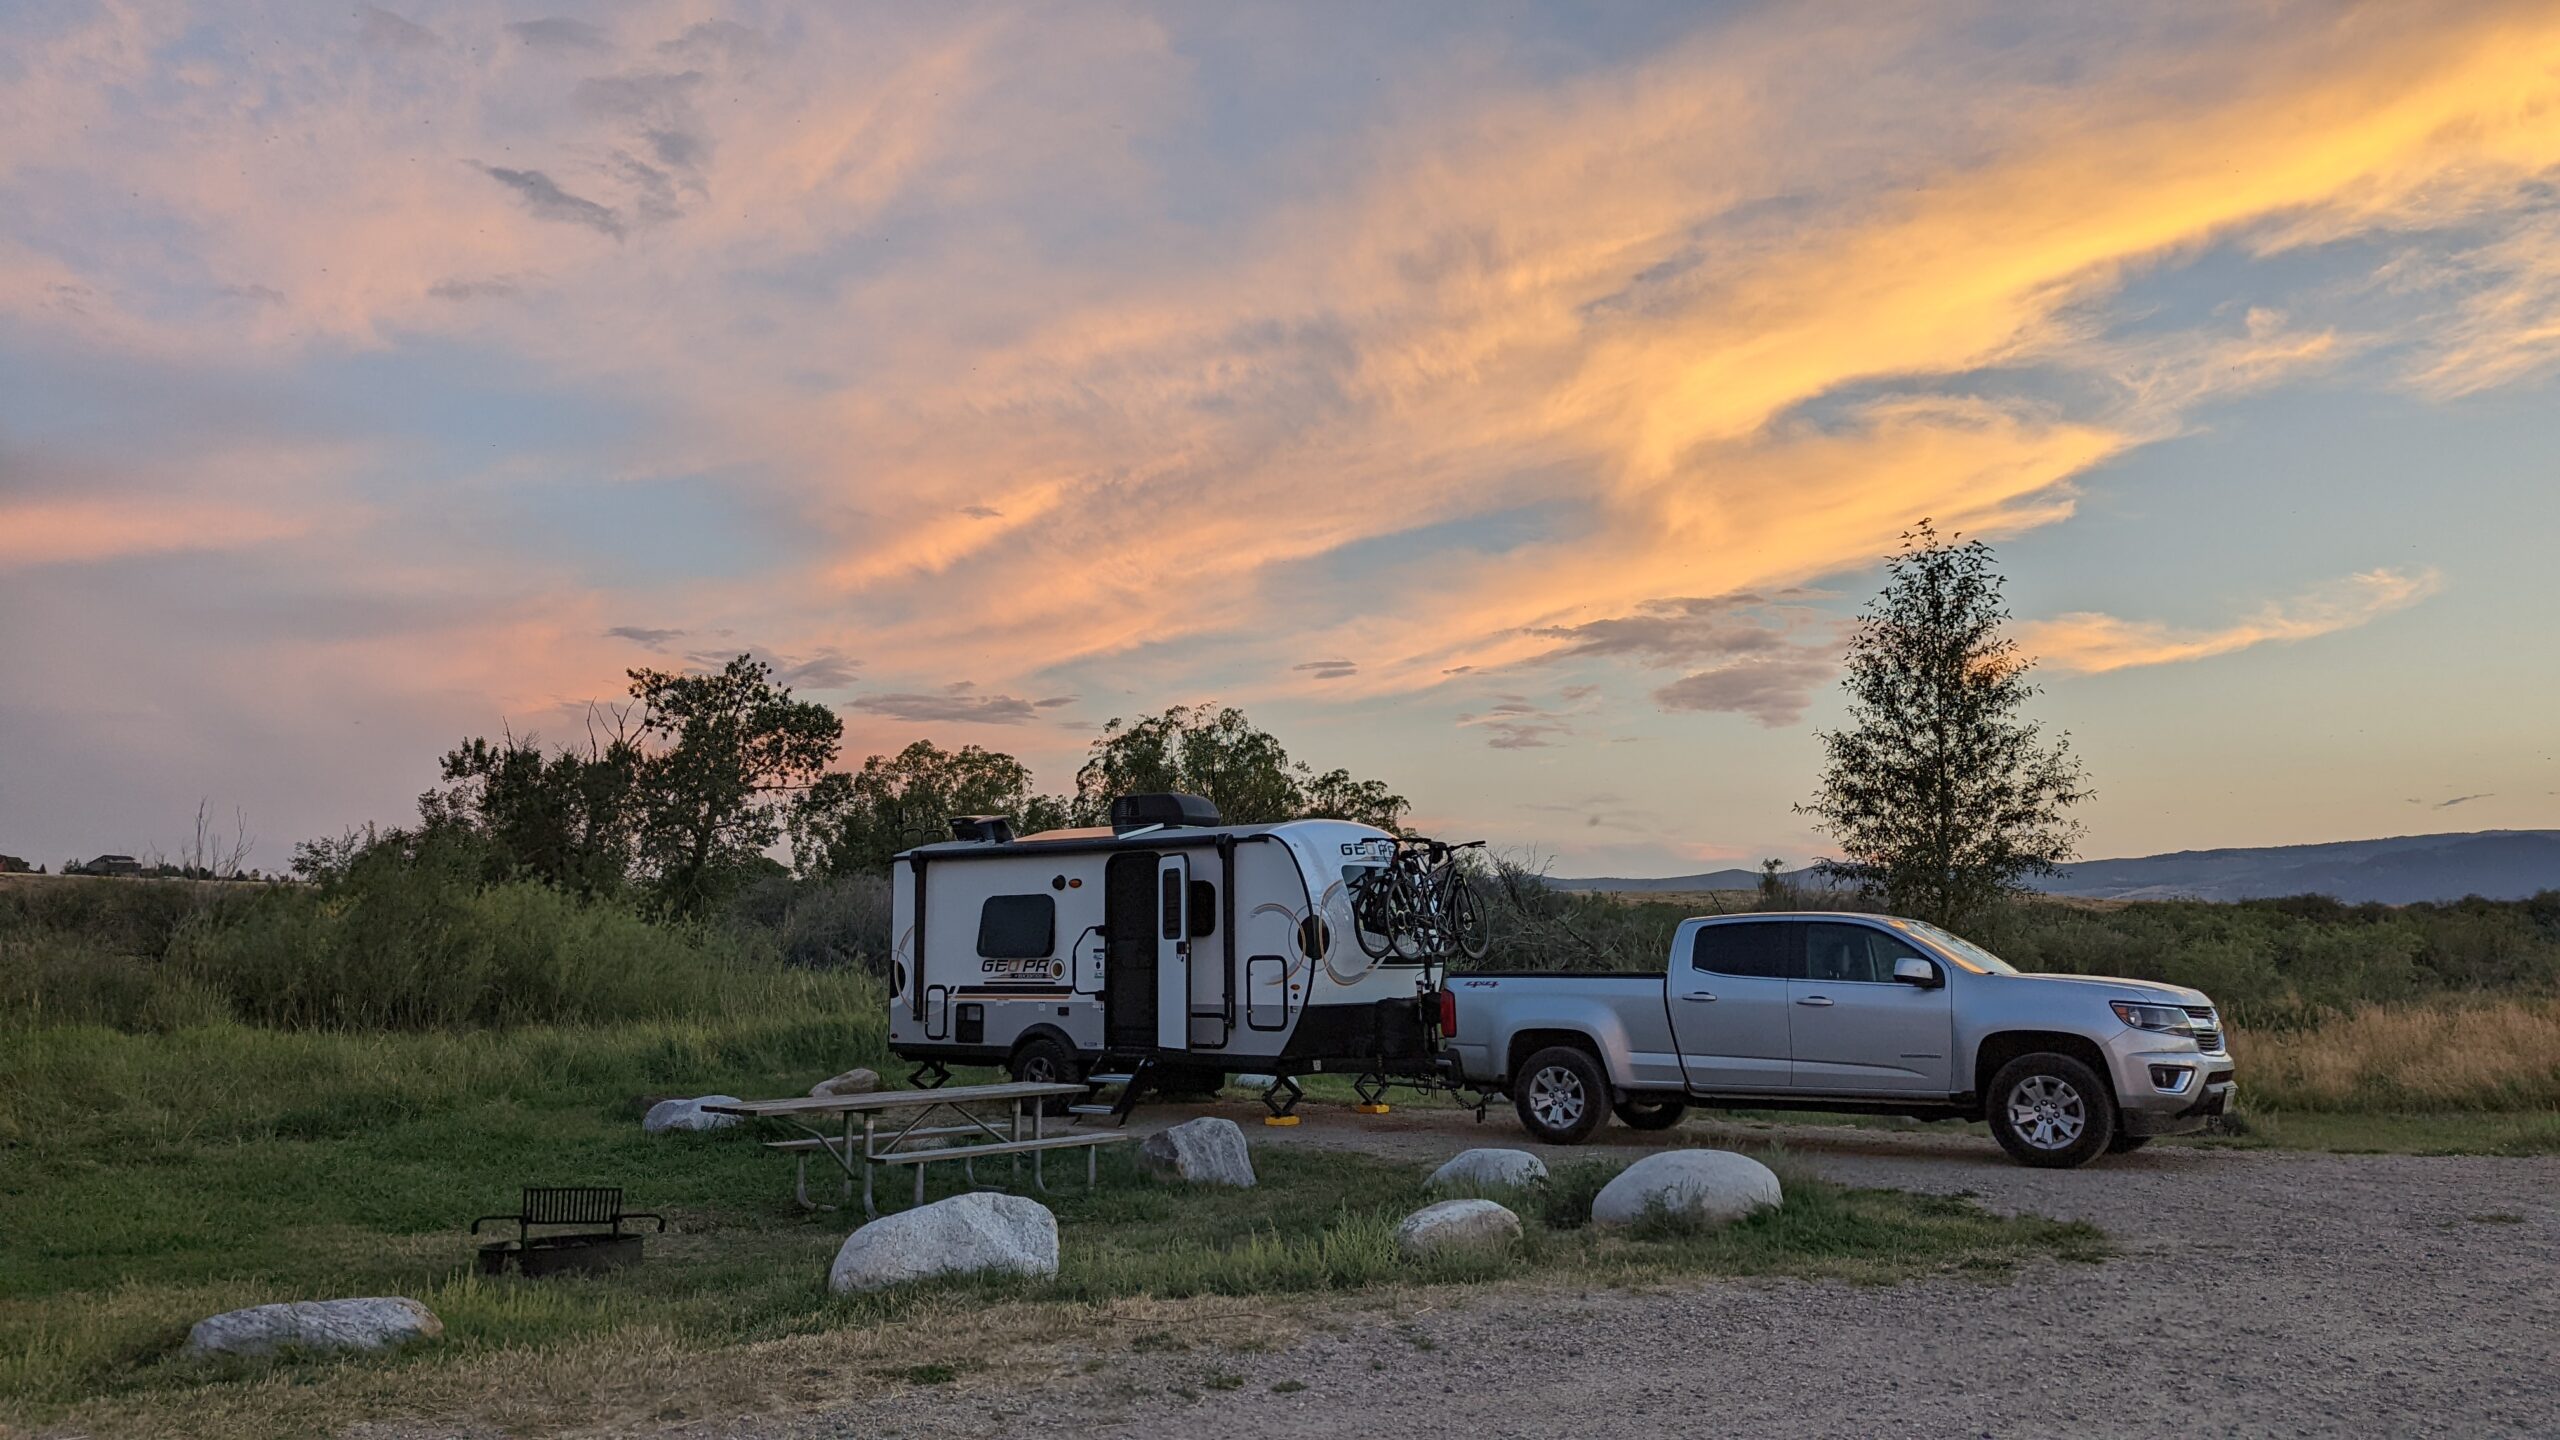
[
  {"left": 862, "top": 1113, "right": 879, "bottom": 1219},
  {"left": 840, "top": 1113, "right": 855, "bottom": 1205},
  {"left": 914, "top": 1158, "right": 926, "bottom": 1209},
  {"left": 1032, "top": 1096, "right": 1050, "bottom": 1193}
]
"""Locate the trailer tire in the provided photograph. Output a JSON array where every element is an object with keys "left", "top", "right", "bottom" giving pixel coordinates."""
[
  {"left": 1007, "top": 1034, "right": 1084, "bottom": 1115},
  {"left": 1612, "top": 1098, "right": 1687, "bottom": 1131},
  {"left": 1514, "top": 1045, "right": 1610, "bottom": 1145}
]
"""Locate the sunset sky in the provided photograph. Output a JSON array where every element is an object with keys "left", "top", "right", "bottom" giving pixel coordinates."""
[{"left": 6, "top": 1, "right": 2559, "bottom": 877}]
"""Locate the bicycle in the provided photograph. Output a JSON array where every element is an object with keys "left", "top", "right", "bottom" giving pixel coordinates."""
[{"left": 1349, "top": 837, "right": 1490, "bottom": 963}]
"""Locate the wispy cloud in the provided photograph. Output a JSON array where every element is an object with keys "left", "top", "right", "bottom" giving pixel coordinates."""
[
  {"left": 845, "top": 687, "right": 1076, "bottom": 724},
  {"left": 475, "top": 165, "right": 621, "bottom": 238},
  {"left": 2019, "top": 569, "right": 2444, "bottom": 674},
  {"left": 603, "top": 625, "right": 684, "bottom": 649},
  {"left": 506, "top": 18, "right": 610, "bottom": 53}
]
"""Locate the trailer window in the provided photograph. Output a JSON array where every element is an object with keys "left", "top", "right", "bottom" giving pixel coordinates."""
[{"left": 976, "top": 894, "right": 1056, "bottom": 959}]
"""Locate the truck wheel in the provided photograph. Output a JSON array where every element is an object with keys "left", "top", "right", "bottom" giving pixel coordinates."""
[
  {"left": 1514, "top": 1045, "right": 1609, "bottom": 1145},
  {"left": 1008, "top": 1035, "right": 1084, "bottom": 1115},
  {"left": 2106, "top": 1133, "right": 2152, "bottom": 1155},
  {"left": 1986, "top": 1053, "right": 2116, "bottom": 1168},
  {"left": 1612, "top": 1099, "right": 1687, "bottom": 1131}
]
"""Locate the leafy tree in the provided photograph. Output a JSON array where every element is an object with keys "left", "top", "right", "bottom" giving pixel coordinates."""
[
  {"left": 419, "top": 718, "right": 641, "bottom": 897},
  {"left": 1800, "top": 521, "right": 2089, "bottom": 928},
  {"left": 1073, "top": 703, "right": 1409, "bottom": 832},
  {"left": 1297, "top": 766, "right": 1410, "bottom": 832},
  {"left": 625, "top": 655, "right": 842, "bottom": 916},
  {"left": 791, "top": 740, "right": 1074, "bottom": 877}
]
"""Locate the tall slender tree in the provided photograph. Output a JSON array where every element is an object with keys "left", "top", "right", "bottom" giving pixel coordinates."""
[{"left": 1800, "top": 521, "right": 2089, "bottom": 927}]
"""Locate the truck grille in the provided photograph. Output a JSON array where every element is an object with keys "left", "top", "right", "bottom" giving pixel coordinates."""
[{"left": 2184, "top": 1006, "right": 2225, "bottom": 1054}]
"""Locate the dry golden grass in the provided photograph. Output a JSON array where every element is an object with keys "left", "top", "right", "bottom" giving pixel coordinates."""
[
  {"left": 2234, "top": 999, "right": 2560, "bottom": 1110},
  {"left": 26, "top": 1290, "right": 1341, "bottom": 1440}
]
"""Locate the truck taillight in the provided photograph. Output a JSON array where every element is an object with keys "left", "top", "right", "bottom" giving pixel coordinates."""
[{"left": 1436, "top": 987, "right": 1457, "bottom": 1039}]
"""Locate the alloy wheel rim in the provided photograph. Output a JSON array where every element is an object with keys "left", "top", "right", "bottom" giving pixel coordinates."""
[
  {"left": 2005, "top": 1074, "right": 2087, "bottom": 1150},
  {"left": 1527, "top": 1066, "right": 1586, "bottom": 1128}
]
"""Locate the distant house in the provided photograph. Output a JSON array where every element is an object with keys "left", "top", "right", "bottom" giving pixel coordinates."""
[
  {"left": 0, "top": 854, "right": 29, "bottom": 874},
  {"left": 78, "top": 854, "right": 143, "bottom": 877}
]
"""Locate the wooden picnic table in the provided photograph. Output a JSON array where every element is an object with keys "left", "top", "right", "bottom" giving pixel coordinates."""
[{"left": 703, "top": 1083, "right": 1126, "bottom": 1217}]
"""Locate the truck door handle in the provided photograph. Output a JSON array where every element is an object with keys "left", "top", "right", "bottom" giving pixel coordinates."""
[
  {"left": 1796, "top": 995, "right": 1834, "bottom": 1007},
  {"left": 1680, "top": 992, "right": 1717, "bottom": 1003}
]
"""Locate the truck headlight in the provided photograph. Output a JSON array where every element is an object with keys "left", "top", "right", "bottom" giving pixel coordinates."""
[{"left": 2111, "top": 1000, "right": 2194, "bottom": 1034}]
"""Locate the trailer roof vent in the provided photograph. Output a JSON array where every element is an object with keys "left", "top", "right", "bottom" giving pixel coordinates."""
[
  {"left": 950, "top": 815, "right": 1014, "bottom": 844},
  {"left": 1109, "top": 792, "right": 1222, "bottom": 834}
]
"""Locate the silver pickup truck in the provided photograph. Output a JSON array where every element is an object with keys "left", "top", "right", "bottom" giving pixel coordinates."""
[{"left": 1442, "top": 910, "right": 2236, "bottom": 1168}]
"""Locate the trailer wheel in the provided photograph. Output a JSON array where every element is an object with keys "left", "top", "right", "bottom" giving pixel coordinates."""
[
  {"left": 1612, "top": 1098, "right": 1687, "bottom": 1131},
  {"left": 1513, "top": 1045, "right": 1609, "bottom": 1145},
  {"left": 1008, "top": 1035, "right": 1084, "bottom": 1115}
]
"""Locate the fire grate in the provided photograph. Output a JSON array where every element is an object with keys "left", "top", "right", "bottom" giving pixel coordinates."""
[{"left": 470, "top": 1186, "right": 663, "bottom": 1278}]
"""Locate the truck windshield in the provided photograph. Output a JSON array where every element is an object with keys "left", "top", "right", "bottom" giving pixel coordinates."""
[{"left": 1892, "top": 919, "right": 2020, "bottom": 975}]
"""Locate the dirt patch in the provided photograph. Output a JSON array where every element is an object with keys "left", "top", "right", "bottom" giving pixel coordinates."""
[{"left": 641, "top": 1101, "right": 2560, "bottom": 1439}]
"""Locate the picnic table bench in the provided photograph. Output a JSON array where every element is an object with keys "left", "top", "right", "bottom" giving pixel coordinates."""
[{"left": 704, "top": 1083, "right": 1127, "bottom": 1217}]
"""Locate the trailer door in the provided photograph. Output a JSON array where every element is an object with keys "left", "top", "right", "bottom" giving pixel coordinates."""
[{"left": 1155, "top": 854, "right": 1191, "bottom": 1050}]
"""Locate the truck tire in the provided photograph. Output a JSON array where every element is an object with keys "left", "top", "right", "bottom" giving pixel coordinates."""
[
  {"left": 1007, "top": 1035, "right": 1084, "bottom": 1115},
  {"left": 1986, "top": 1052, "right": 2117, "bottom": 1168},
  {"left": 2106, "top": 1133, "right": 2152, "bottom": 1155},
  {"left": 1514, "top": 1045, "right": 1610, "bottom": 1145},
  {"left": 1612, "top": 1099, "right": 1687, "bottom": 1131}
]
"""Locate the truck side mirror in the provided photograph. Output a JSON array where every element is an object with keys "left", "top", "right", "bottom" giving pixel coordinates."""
[{"left": 1893, "top": 956, "right": 1942, "bottom": 988}]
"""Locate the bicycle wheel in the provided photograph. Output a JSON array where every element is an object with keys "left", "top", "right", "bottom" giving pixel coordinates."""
[
  {"left": 1448, "top": 876, "right": 1490, "bottom": 961},
  {"left": 1349, "top": 874, "right": 1400, "bottom": 960}
]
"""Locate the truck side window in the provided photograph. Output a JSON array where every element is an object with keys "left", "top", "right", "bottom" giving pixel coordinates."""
[
  {"left": 1693, "top": 921, "right": 1792, "bottom": 979},
  {"left": 1805, "top": 922, "right": 1925, "bottom": 984}
]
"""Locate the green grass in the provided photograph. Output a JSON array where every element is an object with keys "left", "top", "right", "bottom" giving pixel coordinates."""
[
  {"left": 2, "top": 1014, "right": 2103, "bottom": 1437},
  {"left": 2168, "top": 1107, "right": 2560, "bottom": 1156}
]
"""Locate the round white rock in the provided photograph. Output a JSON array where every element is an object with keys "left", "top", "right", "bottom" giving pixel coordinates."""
[
  {"left": 1427, "top": 1147, "right": 1549, "bottom": 1191},
  {"left": 828, "top": 1191, "right": 1060, "bottom": 1294},
  {"left": 808, "top": 1068, "right": 880, "bottom": 1098},
  {"left": 183, "top": 1297, "right": 443, "bottom": 1359},
  {"left": 1591, "top": 1150, "right": 1783, "bottom": 1228},
  {"left": 642, "top": 1095, "right": 743, "bottom": 1134},
  {"left": 1396, "top": 1198, "right": 1523, "bottom": 1258},
  {"left": 1137, "top": 1116, "right": 1257, "bottom": 1187}
]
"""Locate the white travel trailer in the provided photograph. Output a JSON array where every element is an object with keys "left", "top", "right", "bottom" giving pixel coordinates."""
[{"left": 885, "top": 794, "right": 1457, "bottom": 1113}]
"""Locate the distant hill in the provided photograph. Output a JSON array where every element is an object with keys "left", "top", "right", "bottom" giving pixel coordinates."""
[{"left": 1554, "top": 830, "right": 2560, "bottom": 905}]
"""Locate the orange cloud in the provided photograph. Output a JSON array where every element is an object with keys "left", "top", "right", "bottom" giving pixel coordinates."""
[
  {"left": 9, "top": 2, "right": 2560, "bottom": 743},
  {"left": 0, "top": 498, "right": 313, "bottom": 568},
  {"left": 2018, "top": 568, "right": 2445, "bottom": 674}
]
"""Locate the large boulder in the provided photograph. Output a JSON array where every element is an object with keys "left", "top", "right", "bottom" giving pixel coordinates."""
[
  {"left": 643, "top": 1095, "right": 743, "bottom": 1134},
  {"left": 809, "top": 1068, "right": 880, "bottom": 1099},
  {"left": 1395, "top": 1199, "right": 1523, "bottom": 1259},
  {"left": 1591, "top": 1150, "right": 1782, "bottom": 1229},
  {"left": 183, "top": 1297, "right": 442, "bottom": 1359},
  {"left": 1137, "top": 1116, "right": 1257, "bottom": 1187},
  {"left": 1428, "top": 1148, "right": 1548, "bottom": 1192},
  {"left": 828, "top": 1192, "right": 1059, "bottom": 1294}
]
